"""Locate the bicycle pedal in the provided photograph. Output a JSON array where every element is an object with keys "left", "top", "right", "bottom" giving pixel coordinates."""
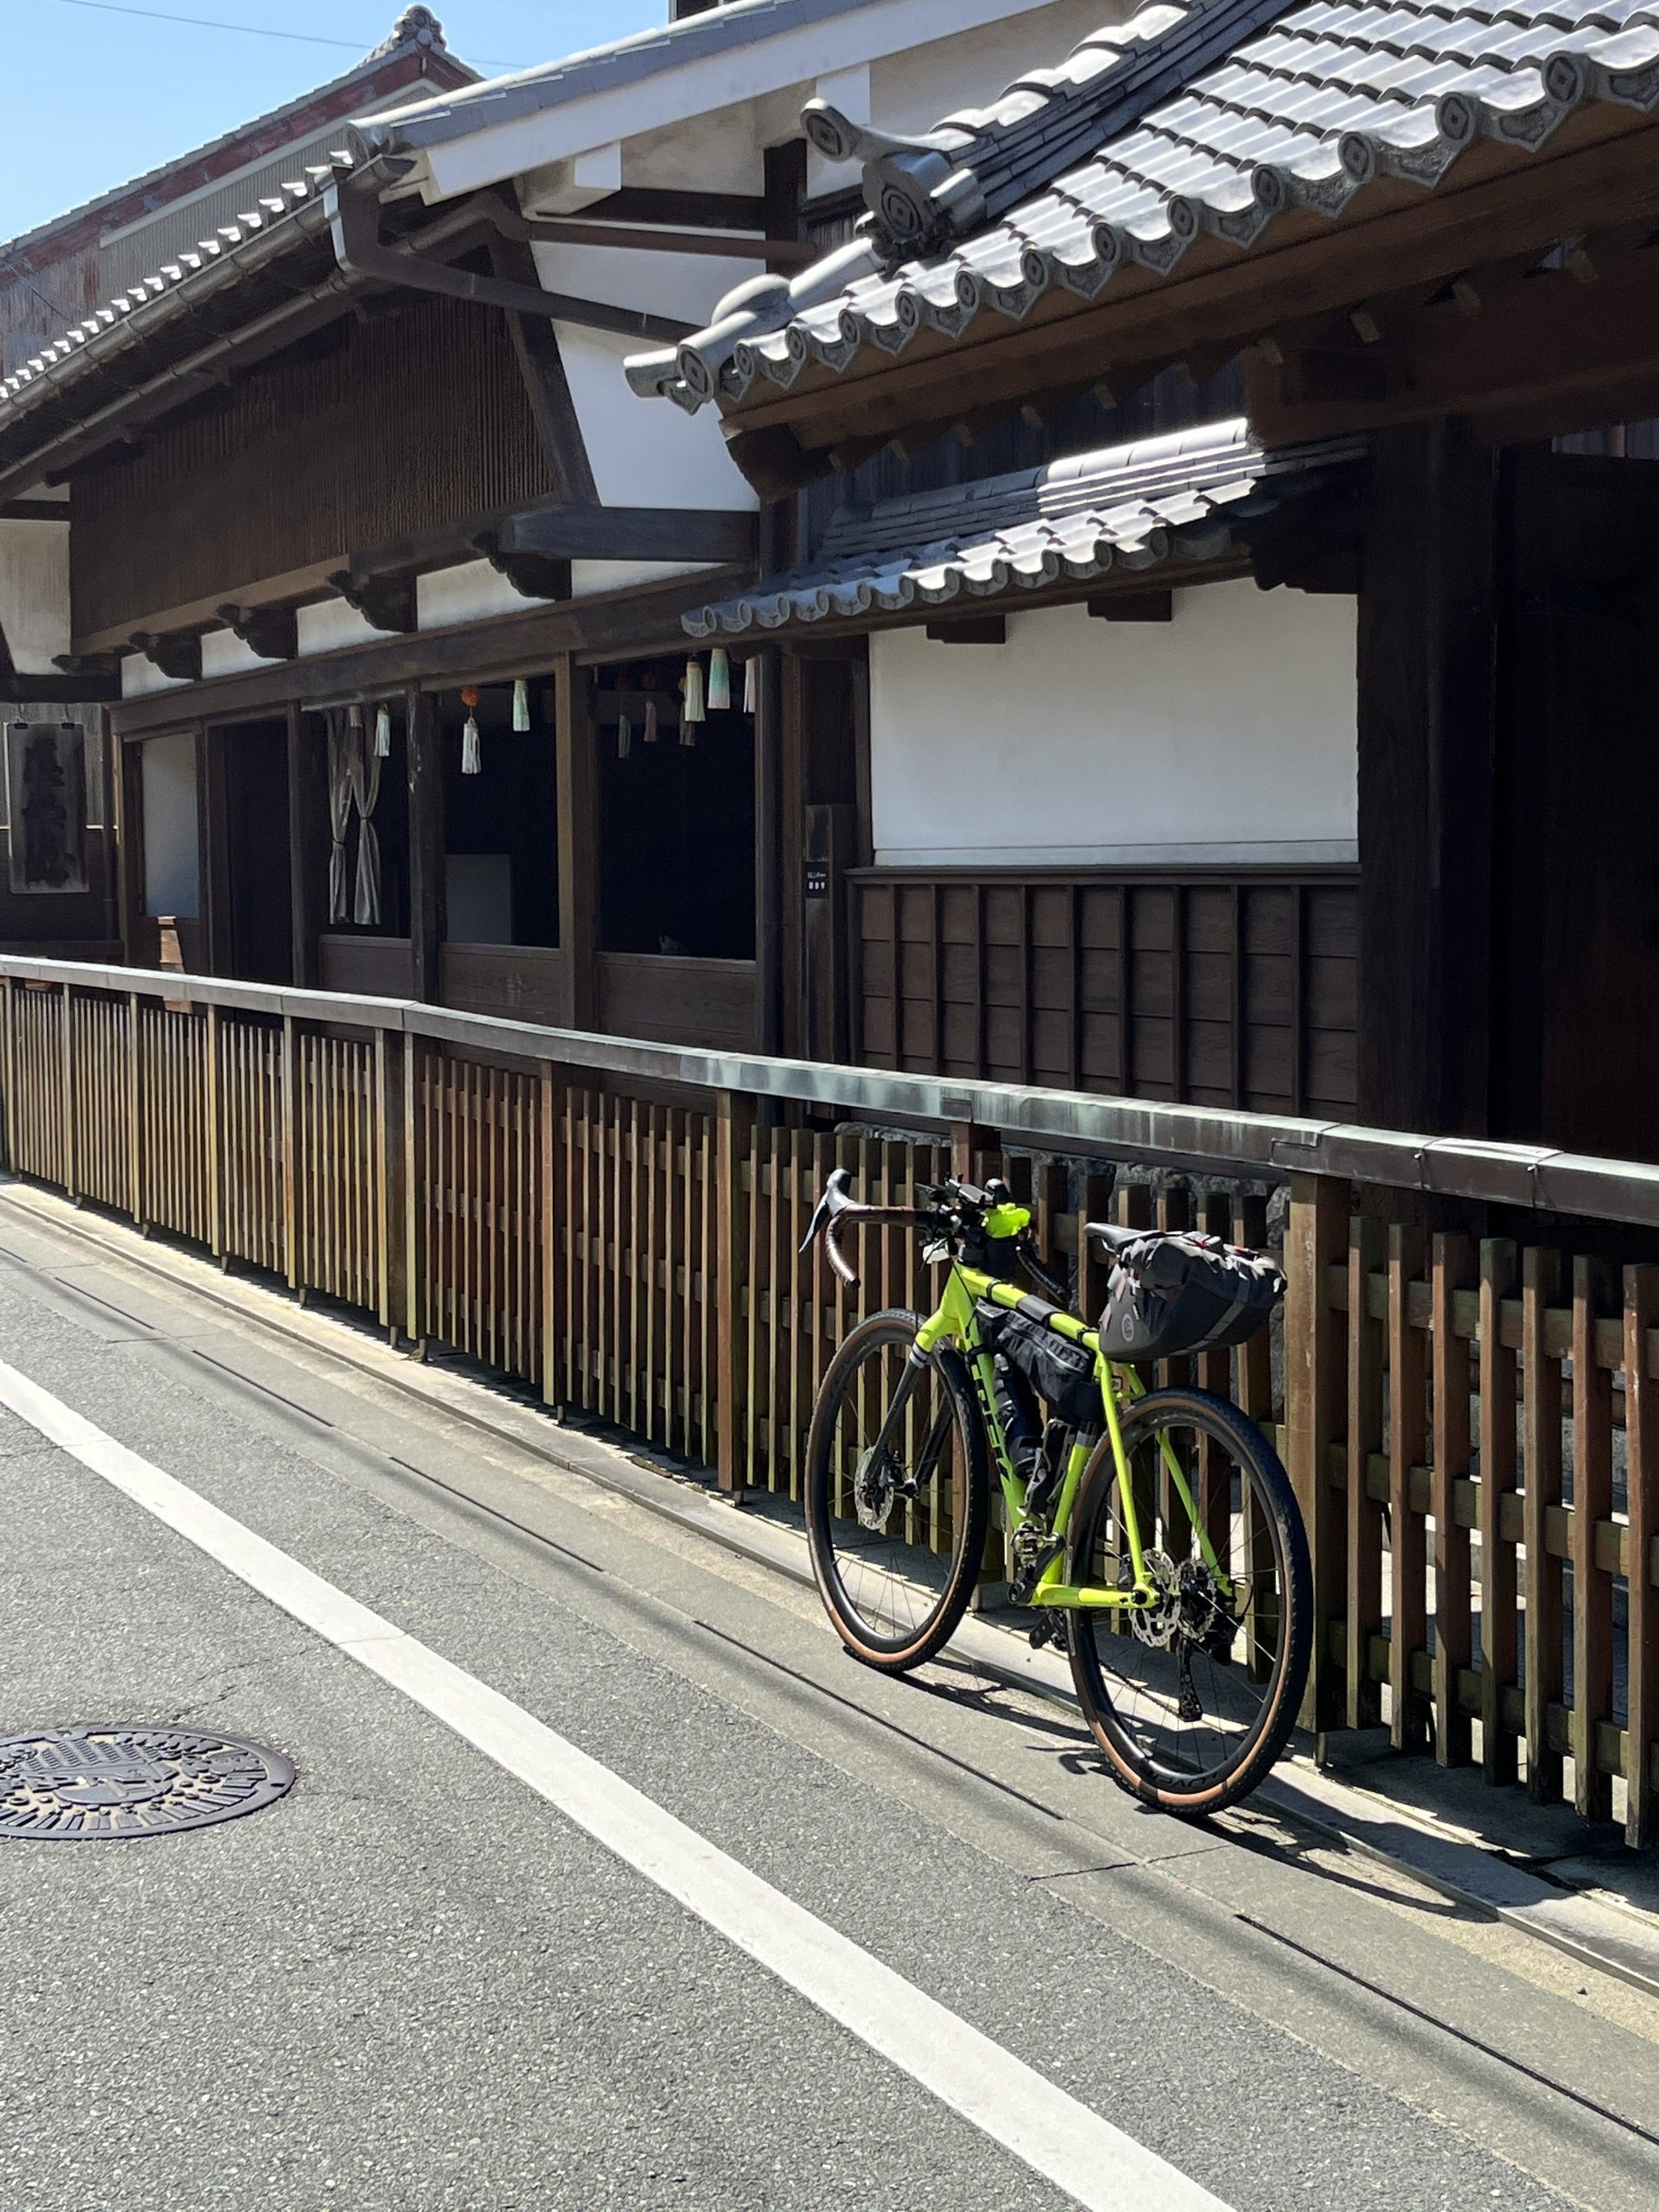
[
  {"left": 1027, "top": 1614, "right": 1069, "bottom": 1654},
  {"left": 1010, "top": 1534, "right": 1065, "bottom": 1605}
]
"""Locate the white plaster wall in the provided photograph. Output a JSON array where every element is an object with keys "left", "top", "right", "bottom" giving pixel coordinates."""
[
  {"left": 0, "top": 519, "right": 70, "bottom": 675},
  {"left": 120, "top": 652, "right": 189, "bottom": 700},
  {"left": 531, "top": 237, "right": 757, "bottom": 331},
  {"left": 556, "top": 324, "right": 757, "bottom": 511},
  {"left": 200, "top": 628, "right": 270, "bottom": 680},
  {"left": 296, "top": 600, "right": 385, "bottom": 656},
  {"left": 139, "top": 730, "right": 199, "bottom": 918},
  {"left": 569, "top": 558, "right": 718, "bottom": 600},
  {"left": 868, "top": 584, "right": 1357, "bottom": 868},
  {"left": 417, "top": 559, "right": 549, "bottom": 630}
]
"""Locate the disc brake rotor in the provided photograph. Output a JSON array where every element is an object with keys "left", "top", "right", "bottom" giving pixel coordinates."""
[{"left": 853, "top": 1448, "right": 898, "bottom": 1534}]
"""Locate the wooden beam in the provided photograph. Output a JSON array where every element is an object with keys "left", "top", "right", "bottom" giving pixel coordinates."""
[
  {"left": 1356, "top": 423, "right": 1497, "bottom": 1135},
  {"left": 486, "top": 231, "right": 600, "bottom": 507},
  {"left": 2, "top": 670, "right": 121, "bottom": 703},
  {"left": 925, "top": 616, "right": 1006, "bottom": 645},
  {"left": 555, "top": 654, "right": 598, "bottom": 1031},
  {"left": 498, "top": 504, "right": 757, "bottom": 564},
  {"left": 0, "top": 499, "right": 68, "bottom": 521},
  {"left": 406, "top": 683, "right": 443, "bottom": 1005},
  {"left": 1088, "top": 590, "right": 1172, "bottom": 623},
  {"left": 512, "top": 213, "right": 817, "bottom": 268},
  {"left": 286, "top": 700, "right": 327, "bottom": 989},
  {"left": 107, "top": 565, "right": 755, "bottom": 736},
  {"left": 583, "top": 188, "right": 767, "bottom": 231}
]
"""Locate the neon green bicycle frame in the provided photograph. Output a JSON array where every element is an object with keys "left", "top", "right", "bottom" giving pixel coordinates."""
[{"left": 913, "top": 1259, "right": 1231, "bottom": 1611}]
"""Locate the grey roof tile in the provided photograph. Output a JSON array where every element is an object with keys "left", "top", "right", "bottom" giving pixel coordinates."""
[
  {"left": 681, "top": 416, "right": 1360, "bottom": 638},
  {"left": 638, "top": 0, "right": 1659, "bottom": 412}
]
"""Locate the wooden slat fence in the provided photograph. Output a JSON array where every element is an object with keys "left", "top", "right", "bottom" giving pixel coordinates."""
[{"left": 8, "top": 962, "right": 1659, "bottom": 1846}]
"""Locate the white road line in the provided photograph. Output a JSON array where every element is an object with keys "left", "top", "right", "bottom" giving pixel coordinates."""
[{"left": 0, "top": 1351, "right": 1233, "bottom": 2212}]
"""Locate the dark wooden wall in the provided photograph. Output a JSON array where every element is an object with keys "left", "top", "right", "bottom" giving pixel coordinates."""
[
  {"left": 854, "top": 870, "right": 1357, "bottom": 1116},
  {"left": 72, "top": 291, "right": 555, "bottom": 640}
]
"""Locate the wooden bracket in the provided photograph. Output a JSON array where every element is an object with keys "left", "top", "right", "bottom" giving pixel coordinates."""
[
  {"left": 925, "top": 615, "right": 1007, "bottom": 645},
  {"left": 327, "top": 569, "right": 417, "bottom": 635},
  {"left": 1088, "top": 590, "right": 1173, "bottom": 623},
  {"left": 128, "top": 629, "right": 201, "bottom": 682},
  {"left": 473, "top": 535, "right": 572, "bottom": 602},
  {"left": 216, "top": 602, "right": 298, "bottom": 660}
]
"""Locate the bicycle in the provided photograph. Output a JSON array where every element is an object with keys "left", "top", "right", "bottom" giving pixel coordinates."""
[{"left": 800, "top": 1168, "right": 1312, "bottom": 1817}]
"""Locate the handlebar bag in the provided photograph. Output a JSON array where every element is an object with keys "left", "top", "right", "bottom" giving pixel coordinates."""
[
  {"left": 1096, "top": 1236, "right": 1284, "bottom": 1363},
  {"left": 976, "top": 1303, "right": 1101, "bottom": 1430}
]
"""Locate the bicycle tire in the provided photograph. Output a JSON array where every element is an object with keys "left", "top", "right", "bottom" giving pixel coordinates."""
[
  {"left": 805, "top": 1308, "right": 990, "bottom": 1672},
  {"left": 1066, "top": 1385, "right": 1310, "bottom": 1816}
]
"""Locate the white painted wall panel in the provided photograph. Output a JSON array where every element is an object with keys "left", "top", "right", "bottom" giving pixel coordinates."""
[
  {"left": 0, "top": 519, "right": 71, "bottom": 675},
  {"left": 296, "top": 600, "right": 385, "bottom": 657},
  {"left": 868, "top": 584, "right": 1357, "bottom": 868},
  {"left": 139, "top": 730, "right": 199, "bottom": 918},
  {"left": 120, "top": 652, "right": 189, "bottom": 700},
  {"left": 200, "top": 629, "right": 269, "bottom": 680},
  {"left": 569, "top": 558, "right": 718, "bottom": 599},
  {"left": 556, "top": 324, "right": 757, "bottom": 511},
  {"left": 417, "top": 559, "right": 545, "bottom": 630}
]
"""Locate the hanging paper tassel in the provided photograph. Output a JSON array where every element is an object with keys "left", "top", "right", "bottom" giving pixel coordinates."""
[
  {"left": 618, "top": 713, "right": 632, "bottom": 760},
  {"left": 347, "top": 702, "right": 363, "bottom": 732},
  {"left": 461, "top": 685, "right": 481, "bottom": 774},
  {"left": 708, "top": 646, "right": 731, "bottom": 713},
  {"left": 512, "top": 678, "right": 531, "bottom": 733},
  {"left": 373, "top": 703, "right": 391, "bottom": 758},
  {"left": 742, "top": 655, "right": 760, "bottom": 715},
  {"left": 643, "top": 697, "right": 658, "bottom": 746},
  {"left": 683, "top": 658, "right": 705, "bottom": 726}
]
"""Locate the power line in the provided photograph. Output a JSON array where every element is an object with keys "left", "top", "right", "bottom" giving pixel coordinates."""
[{"left": 42, "top": 0, "right": 526, "bottom": 69}]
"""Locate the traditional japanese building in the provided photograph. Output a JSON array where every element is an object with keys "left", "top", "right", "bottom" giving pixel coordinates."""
[
  {"left": 0, "top": 0, "right": 1115, "bottom": 1051},
  {"left": 634, "top": 0, "right": 1659, "bottom": 1159},
  {"left": 0, "top": 5, "right": 475, "bottom": 959}
]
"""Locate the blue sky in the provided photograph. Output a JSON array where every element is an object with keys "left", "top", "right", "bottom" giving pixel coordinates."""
[{"left": 3, "top": 1, "right": 665, "bottom": 241}]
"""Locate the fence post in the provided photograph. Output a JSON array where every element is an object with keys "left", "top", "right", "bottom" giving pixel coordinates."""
[
  {"left": 205, "top": 1002, "right": 225, "bottom": 1261},
  {"left": 281, "top": 1014, "right": 301, "bottom": 1294},
  {"left": 1431, "top": 1232, "right": 1475, "bottom": 1766},
  {"left": 539, "top": 1064, "right": 562, "bottom": 1411},
  {"left": 1478, "top": 1237, "right": 1519, "bottom": 1785},
  {"left": 404, "top": 1035, "right": 426, "bottom": 1352},
  {"left": 126, "top": 992, "right": 143, "bottom": 1226},
  {"left": 1286, "top": 1168, "right": 1347, "bottom": 1735},
  {"left": 376, "top": 1029, "right": 406, "bottom": 1340},
  {"left": 715, "top": 1088, "right": 754, "bottom": 1495},
  {"left": 1624, "top": 1264, "right": 1659, "bottom": 1847},
  {"left": 0, "top": 975, "right": 13, "bottom": 1172},
  {"left": 60, "top": 986, "right": 77, "bottom": 1203}
]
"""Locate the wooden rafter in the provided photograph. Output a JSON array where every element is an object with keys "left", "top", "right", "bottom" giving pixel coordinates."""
[{"left": 486, "top": 230, "right": 601, "bottom": 508}]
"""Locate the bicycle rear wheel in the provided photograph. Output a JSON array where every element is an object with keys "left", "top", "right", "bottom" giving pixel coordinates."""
[
  {"left": 1066, "top": 1385, "right": 1309, "bottom": 1815},
  {"left": 805, "top": 1309, "right": 989, "bottom": 1671}
]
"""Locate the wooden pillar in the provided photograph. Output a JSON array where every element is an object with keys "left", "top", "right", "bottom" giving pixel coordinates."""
[
  {"left": 1356, "top": 423, "right": 1498, "bottom": 1135},
  {"left": 116, "top": 737, "right": 143, "bottom": 965},
  {"left": 556, "top": 654, "right": 598, "bottom": 1032},
  {"left": 406, "top": 683, "right": 444, "bottom": 1006},
  {"left": 753, "top": 646, "right": 784, "bottom": 1057},
  {"left": 1286, "top": 1168, "right": 1348, "bottom": 1734},
  {"left": 286, "top": 702, "right": 327, "bottom": 989},
  {"left": 198, "top": 722, "right": 230, "bottom": 976}
]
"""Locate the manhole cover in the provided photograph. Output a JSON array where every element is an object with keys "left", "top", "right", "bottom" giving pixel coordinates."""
[{"left": 0, "top": 1726, "right": 295, "bottom": 1840}]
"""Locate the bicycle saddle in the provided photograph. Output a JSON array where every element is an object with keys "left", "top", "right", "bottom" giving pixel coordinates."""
[{"left": 1084, "top": 1221, "right": 1156, "bottom": 1254}]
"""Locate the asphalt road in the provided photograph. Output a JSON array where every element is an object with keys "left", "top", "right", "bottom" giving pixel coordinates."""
[{"left": 1, "top": 1191, "right": 1656, "bottom": 2211}]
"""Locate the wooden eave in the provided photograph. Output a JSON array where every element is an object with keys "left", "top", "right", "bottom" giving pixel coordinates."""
[{"left": 717, "top": 104, "right": 1659, "bottom": 469}]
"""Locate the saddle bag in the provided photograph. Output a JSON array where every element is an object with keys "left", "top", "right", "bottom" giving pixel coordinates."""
[
  {"left": 1096, "top": 1234, "right": 1284, "bottom": 1363},
  {"left": 977, "top": 1302, "right": 1101, "bottom": 1431}
]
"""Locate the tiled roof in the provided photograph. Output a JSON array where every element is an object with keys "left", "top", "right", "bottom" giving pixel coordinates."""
[
  {"left": 0, "top": 156, "right": 356, "bottom": 417},
  {"left": 681, "top": 416, "right": 1359, "bottom": 634},
  {"left": 0, "top": 10, "right": 464, "bottom": 275},
  {"left": 354, "top": 0, "right": 906, "bottom": 158},
  {"left": 639, "top": 0, "right": 1659, "bottom": 412}
]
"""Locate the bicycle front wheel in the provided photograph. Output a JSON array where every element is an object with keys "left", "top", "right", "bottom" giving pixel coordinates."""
[
  {"left": 805, "top": 1309, "right": 990, "bottom": 1672},
  {"left": 1067, "top": 1385, "right": 1310, "bottom": 1816}
]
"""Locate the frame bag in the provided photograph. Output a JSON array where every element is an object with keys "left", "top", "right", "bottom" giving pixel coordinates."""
[
  {"left": 1096, "top": 1234, "right": 1284, "bottom": 1363},
  {"left": 977, "top": 1303, "right": 1101, "bottom": 1430}
]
